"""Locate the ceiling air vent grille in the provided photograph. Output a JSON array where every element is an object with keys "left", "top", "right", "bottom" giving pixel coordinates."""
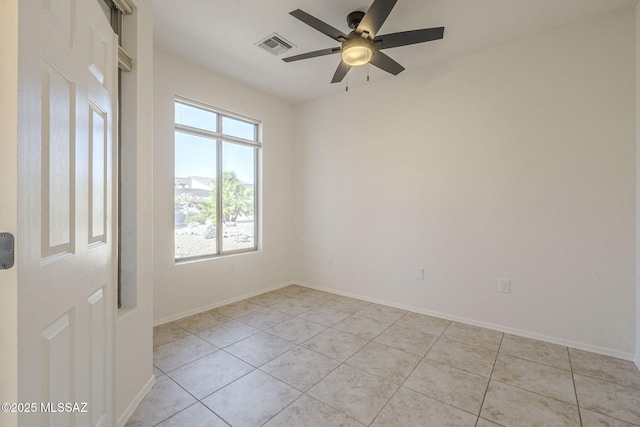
[{"left": 256, "top": 33, "right": 295, "bottom": 56}]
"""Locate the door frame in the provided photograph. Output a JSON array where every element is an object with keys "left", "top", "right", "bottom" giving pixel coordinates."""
[{"left": 0, "top": 1, "right": 19, "bottom": 426}]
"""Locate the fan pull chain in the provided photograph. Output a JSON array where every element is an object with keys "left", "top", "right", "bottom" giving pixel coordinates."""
[
  {"left": 367, "top": 64, "right": 370, "bottom": 82},
  {"left": 345, "top": 74, "right": 349, "bottom": 92}
]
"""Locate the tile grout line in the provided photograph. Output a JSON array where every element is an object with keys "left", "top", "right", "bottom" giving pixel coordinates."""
[
  {"left": 150, "top": 375, "right": 226, "bottom": 427},
  {"left": 257, "top": 363, "right": 364, "bottom": 427},
  {"left": 307, "top": 320, "right": 395, "bottom": 426},
  {"left": 568, "top": 346, "right": 583, "bottom": 427},
  {"left": 258, "top": 312, "right": 359, "bottom": 425},
  {"left": 367, "top": 317, "right": 442, "bottom": 425},
  {"left": 276, "top": 307, "right": 413, "bottom": 425},
  {"left": 150, "top": 401, "right": 200, "bottom": 427},
  {"left": 568, "top": 359, "right": 640, "bottom": 425},
  {"left": 194, "top": 362, "right": 256, "bottom": 425},
  {"left": 239, "top": 297, "right": 370, "bottom": 425},
  {"left": 481, "top": 340, "right": 587, "bottom": 423},
  {"left": 367, "top": 319, "right": 499, "bottom": 425},
  {"left": 475, "top": 330, "right": 504, "bottom": 426}
]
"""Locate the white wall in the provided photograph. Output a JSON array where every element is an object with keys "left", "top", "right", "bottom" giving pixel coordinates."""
[
  {"left": 293, "top": 10, "right": 636, "bottom": 357},
  {"left": 153, "top": 49, "right": 295, "bottom": 323},
  {"left": 0, "top": 1, "right": 19, "bottom": 426},
  {"left": 116, "top": 0, "right": 155, "bottom": 425}
]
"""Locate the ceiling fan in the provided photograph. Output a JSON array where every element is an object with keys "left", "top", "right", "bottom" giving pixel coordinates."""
[{"left": 282, "top": 0, "right": 444, "bottom": 83}]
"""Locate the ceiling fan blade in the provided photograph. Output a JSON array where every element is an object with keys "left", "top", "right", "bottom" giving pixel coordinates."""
[
  {"left": 331, "top": 61, "right": 351, "bottom": 83},
  {"left": 290, "top": 9, "right": 348, "bottom": 42},
  {"left": 356, "top": 0, "right": 397, "bottom": 38},
  {"left": 374, "top": 27, "right": 444, "bottom": 49},
  {"left": 282, "top": 47, "right": 341, "bottom": 63},
  {"left": 369, "top": 50, "right": 404, "bottom": 75}
]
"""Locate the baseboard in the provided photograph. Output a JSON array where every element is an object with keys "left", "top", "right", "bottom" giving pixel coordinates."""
[
  {"left": 635, "top": 353, "right": 640, "bottom": 372},
  {"left": 117, "top": 374, "right": 155, "bottom": 427},
  {"left": 295, "top": 280, "right": 636, "bottom": 362},
  {"left": 153, "top": 281, "right": 294, "bottom": 326}
]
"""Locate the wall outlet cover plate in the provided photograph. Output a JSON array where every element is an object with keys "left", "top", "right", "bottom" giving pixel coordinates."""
[{"left": 498, "top": 279, "right": 511, "bottom": 293}]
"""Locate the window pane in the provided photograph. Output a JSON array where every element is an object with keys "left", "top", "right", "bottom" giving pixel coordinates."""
[
  {"left": 222, "top": 116, "right": 256, "bottom": 140},
  {"left": 175, "top": 132, "right": 218, "bottom": 259},
  {"left": 175, "top": 102, "right": 217, "bottom": 132},
  {"left": 222, "top": 142, "right": 256, "bottom": 252}
]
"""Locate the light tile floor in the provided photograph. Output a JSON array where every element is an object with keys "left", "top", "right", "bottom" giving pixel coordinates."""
[{"left": 126, "top": 285, "right": 640, "bottom": 427}]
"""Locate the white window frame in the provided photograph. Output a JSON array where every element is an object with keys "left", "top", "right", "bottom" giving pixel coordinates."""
[{"left": 174, "top": 96, "right": 261, "bottom": 262}]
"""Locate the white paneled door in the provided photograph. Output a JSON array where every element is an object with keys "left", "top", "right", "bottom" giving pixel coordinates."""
[{"left": 18, "top": 0, "right": 117, "bottom": 426}]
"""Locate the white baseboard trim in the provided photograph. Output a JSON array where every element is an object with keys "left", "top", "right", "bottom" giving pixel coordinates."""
[
  {"left": 635, "top": 353, "right": 640, "bottom": 372},
  {"left": 295, "top": 281, "right": 636, "bottom": 362},
  {"left": 153, "top": 281, "right": 293, "bottom": 326},
  {"left": 118, "top": 374, "right": 155, "bottom": 427}
]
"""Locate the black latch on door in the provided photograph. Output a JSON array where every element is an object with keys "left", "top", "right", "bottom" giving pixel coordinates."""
[{"left": 0, "top": 233, "right": 14, "bottom": 269}]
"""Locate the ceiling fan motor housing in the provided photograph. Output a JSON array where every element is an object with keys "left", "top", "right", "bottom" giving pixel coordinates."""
[{"left": 347, "top": 11, "right": 365, "bottom": 30}]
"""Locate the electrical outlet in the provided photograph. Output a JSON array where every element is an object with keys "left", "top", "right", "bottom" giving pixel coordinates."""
[
  {"left": 327, "top": 256, "right": 333, "bottom": 267},
  {"left": 416, "top": 268, "right": 424, "bottom": 280},
  {"left": 228, "top": 263, "right": 236, "bottom": 275},
  {"left": 498, "top": 278, "right": 511, "bottom": 293}
]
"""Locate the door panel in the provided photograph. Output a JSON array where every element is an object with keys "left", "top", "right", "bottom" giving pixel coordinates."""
[
  {"left": 88, "top": 25, "right": 108, "bottom": 86},
  {"left": 18, "top": 0, "right": 117, "bottom": 425},
  {"left": 40, "top": 312, "right": 74, "bottom": 427},
  {"left": 89, "top": 102, "right": 107, "bottom": 245},
  {"left": 88, "top": 288, "right": 107, "bottom": 426},
  {"left": 41, "top": 0, "right": 76, "bottom": 51},
  {"left": 41, "top": 59, "right": 76, "bottom": 259}
]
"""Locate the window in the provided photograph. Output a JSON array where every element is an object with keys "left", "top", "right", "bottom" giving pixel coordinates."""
[{"left": 174, "top": 98, "right": 260, "bottom": 261}]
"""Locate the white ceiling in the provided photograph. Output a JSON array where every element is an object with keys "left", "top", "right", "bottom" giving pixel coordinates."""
[{"left": 153, "top": 0, "right": 636, "bottom": 104}]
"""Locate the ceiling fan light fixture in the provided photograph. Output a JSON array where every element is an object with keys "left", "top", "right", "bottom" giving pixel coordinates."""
[
  {"left": 283, "top": 1, "right": 445, "bottom": 83},
  {"left": 341, "top": 38, "right": 372, "bottom": 66}
]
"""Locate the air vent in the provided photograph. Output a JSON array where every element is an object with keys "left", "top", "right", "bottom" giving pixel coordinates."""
[{"left": 256, "top": 33, "right": 295, "bottom": 56}]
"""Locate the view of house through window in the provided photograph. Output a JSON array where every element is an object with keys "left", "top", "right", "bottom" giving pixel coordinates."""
[{"left": 174, "top": 98, "right": 259, "bottom": 260}]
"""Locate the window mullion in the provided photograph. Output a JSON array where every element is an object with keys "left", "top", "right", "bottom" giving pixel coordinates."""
[
  {"left": 216, "top": 130, "right": 223, "bottom": 254},
  {"left": 253, "top": 147, "right": 259, "bottom": 251},
  {"left": 175, "top": 124, "right": 260, "bottom": 148}
]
